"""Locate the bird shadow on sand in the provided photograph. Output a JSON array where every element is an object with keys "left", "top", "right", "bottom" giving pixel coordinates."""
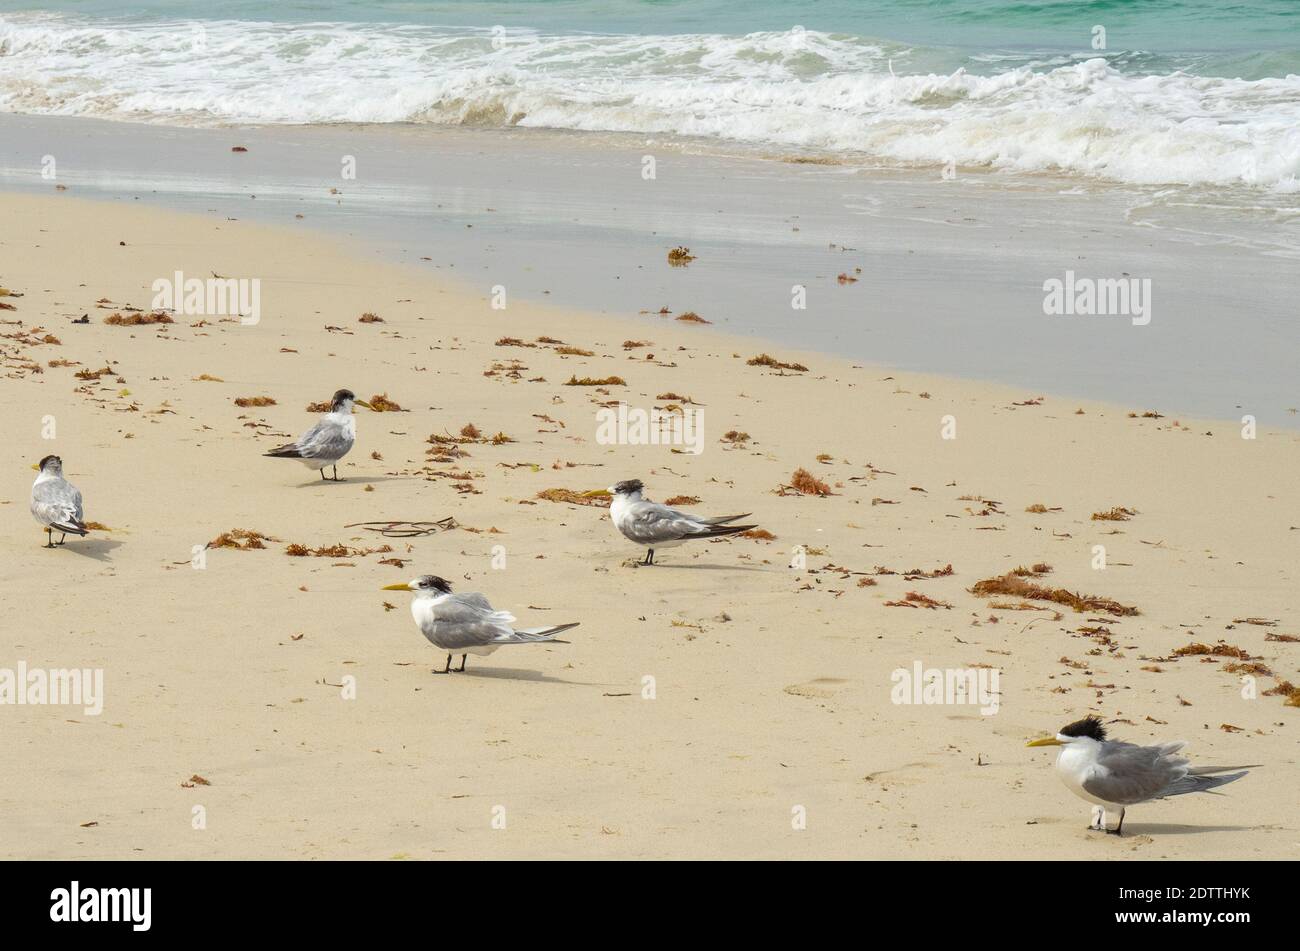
[
  {"left": 454, "top": 667, "right": 609, "bottom": 687},
  {"left": 58, "top": 537, "right": 124, "bottom": 563},
  {"left": 1121, "top": 822, "right": 1265, "bottom": 837},
  {"left": 630, "top": 561, "right": 777, "bottom": 573},
  {"left": 293, "top": 475, "right": 404, "bottom": 488}
]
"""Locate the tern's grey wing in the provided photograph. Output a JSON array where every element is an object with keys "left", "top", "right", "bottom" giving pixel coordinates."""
[
  {"left": 65, "top": 481, "right": 84, "bottom": 521},
  {"left": 294, "top": 418, "right": 353, "bottom": 460},
  {"left": 424, "top": 594, "right": 517, "bottom": 650},
  {"left": 622, "top": 500, "right": 713, "bottom": 544},
  {"left": 32, "top": 478, "right": 84, "bottom": 526},
  {"left": 1081, "top": 741, "right": 1189, "bottom": 805}
]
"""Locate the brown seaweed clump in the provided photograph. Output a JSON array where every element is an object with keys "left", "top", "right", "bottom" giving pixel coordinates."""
[
  {"left": 286, "top": 542, "right": 393, "bottom": 558},
  {"left": 427, "top": 424, "right": 514, "bottom": 447},
  {"left": 884, "top": 591, "right": 952, "bottom": 610},
  {"left": 105, "top": 311, "right": 174, "bottom": 326},
  {"left": 75, "top": 366, "right": 117, "bottom": 380},
  {"left": 667, "top": 246, "right": 696, "bottom": 266},
  {"left": 565, "top": 375, "right": 626, "bottom": 386},
  {"left": 747, "top": 353, "right": 808, "bottom": 372},
  {"left": 368, "top": 393, "right": 404, "bottom": 412},
  {"left": 208, "top": 528, "right": 280, "bottom": 550},
  {"left": 784, "top": 467, "right": 832, "bottom": 497},
  {"left": 536, "top": 488, "right": 610, "bottom": 506},
  {"left": 1091, "top": 506, "right": 1137, "bottom": 521},
  {"left": 358, "top": 312, "right": 384, "bottom": 323},
  {"left": 234, "top": 396, "right": 277, "bottom": 407},
  {"left": 970, "top": 572, "right": 1138, "bottom": 617},
  {"left": 676, "top": 312, "right": 710, "bottom": 323},
  {"left": 1172, "top": 642, "right": 1251, "bottom": 660}
]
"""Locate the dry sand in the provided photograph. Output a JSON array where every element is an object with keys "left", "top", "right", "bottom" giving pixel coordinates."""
[{"left": 1, "top": 192, "right": 1295, "bottom": 859}]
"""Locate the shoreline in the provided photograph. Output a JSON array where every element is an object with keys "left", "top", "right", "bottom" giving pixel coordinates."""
[
  {"left": 1, "top": 113, "right": 1297, "bottom": 429},
  {"left": 0, "top": 191, "right": 1296, "bottom": 859}
]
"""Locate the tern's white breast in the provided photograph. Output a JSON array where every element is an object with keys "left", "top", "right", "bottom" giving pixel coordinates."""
[{"left": 1055, "top": 743, "right": 1113, "bottom": 806}]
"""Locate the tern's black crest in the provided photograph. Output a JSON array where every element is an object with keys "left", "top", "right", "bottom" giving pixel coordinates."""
[
  {"left": 416, "top": 575, "right": 453, "bottom": 594},
  {"left": 611, "top": 479, "right": 644, "bottom": 496},
  {"left": 1059, "top": 716, "right": 1107, "bottom": 741},
  {"left": 37, "top": 454, "right": 61, "bottom": 471},
  {"left": 330, "top": 388, "right": 357, "bottom": 410}
]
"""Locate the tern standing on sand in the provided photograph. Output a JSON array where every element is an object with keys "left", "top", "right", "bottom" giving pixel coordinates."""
[
  {"left": 30, "top": 455, "right": 89, "bottom": 548},
  {"left": 608, "top": 479, "right": 757, "bottom": 564},
  {"left": 382, "top": 575, "right": 578, "bottom": 673},
  {"left": 1027, "top": 716, "right": 1252, "bottom": 835},
  {"left": 264, "top": 388, "right": 373, "bottom": 481}
]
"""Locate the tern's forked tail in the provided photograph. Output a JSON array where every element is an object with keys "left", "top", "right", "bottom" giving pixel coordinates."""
[
  {"left": 1167, "top": 767, "right": 1254, "bottom": 798},
  {"left": 510, "top": 622, "right": 579, "bottom": 643},
  {"left": 264, "top": 444, "right": 305, "bottom": 458}
]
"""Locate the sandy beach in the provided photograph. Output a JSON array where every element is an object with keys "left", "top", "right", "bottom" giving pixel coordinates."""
[{"left": 1, "top": 189, "right": 1295, "bottom": 859}]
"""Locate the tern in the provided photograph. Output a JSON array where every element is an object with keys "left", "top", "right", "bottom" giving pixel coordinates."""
[
  {"left": 264, "top": 388, "right": 373, "bottom": 481},
  {"left": 608, "top": 479, "right": 757, "bottom": 565},
  {"left": 382, "top": 575, "right": 578, "bottom": 673},
  {"left": 1027, "top": 716, "right": 1252, "bottom": 835},
  {"left": 30, "top": 455, "right": 89, "bottom": 548}
]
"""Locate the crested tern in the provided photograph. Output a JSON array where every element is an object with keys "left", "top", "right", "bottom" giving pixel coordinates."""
[
  {"left": 264, "top": 388, "right": 373, "bottom": 481},
  {"left": 30, "top": 455, "right": 89, "bottom": 548},
  {"left": 608, "top": 478, "right": 757, "bottom": 565},
  {"left": 1028, "top": 716, "right": 1252, "bottom": 835},
  {"left": 382, "top": 575, "right": 578, "bottom": 673}
]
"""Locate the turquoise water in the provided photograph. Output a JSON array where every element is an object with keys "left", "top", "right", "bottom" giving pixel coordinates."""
[
  {"left": 1, "top": 1, "right": 1297, "bottom": 189},
  {"left": 3, "top": 0, "right": 1297, "bottom": 68}
]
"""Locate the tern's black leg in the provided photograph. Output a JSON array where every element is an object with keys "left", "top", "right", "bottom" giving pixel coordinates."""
[
  {"left": 57, "top": 532, "right": 67, "bottom": 545},
  {"left": 332, "top": 464, "right": 342, "bottom": 481},
  {"left": 45, "top": 528, "right": 54, "bottom": 548},
  {"left": 433, "top": 653, "right": 453, "bottom": 675},
  {"left": 457, "top": 654, "right": 468, "bottom": 672},
  {"left": 319, "top": 468, "right": 327, "bottom": 481}
]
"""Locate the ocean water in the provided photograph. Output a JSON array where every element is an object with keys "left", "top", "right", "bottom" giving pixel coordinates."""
[{"left": 0, "top": 0, "right": 1297, "bottom": 191}]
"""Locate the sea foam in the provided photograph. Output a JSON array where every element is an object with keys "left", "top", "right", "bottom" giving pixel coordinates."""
[{"left": 1, "top": 14, "right": 1296, "bottom": 191}]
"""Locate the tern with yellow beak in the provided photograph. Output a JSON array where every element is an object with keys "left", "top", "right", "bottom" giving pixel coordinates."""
[
  {"left": 608, "top": 478, "right": 757, "bottom": 565},
  {"left": 30, "top": 455, "right": 89, "bottom": 548},
  {"left": 264, "top": 388, "right": 373, "bottom": 481},
  {"left": 1027, "top": 716, "right": 1253, "bottom": 835},
  {"left": 382, "top": 575, "right": 578, "bottom": 674}
]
